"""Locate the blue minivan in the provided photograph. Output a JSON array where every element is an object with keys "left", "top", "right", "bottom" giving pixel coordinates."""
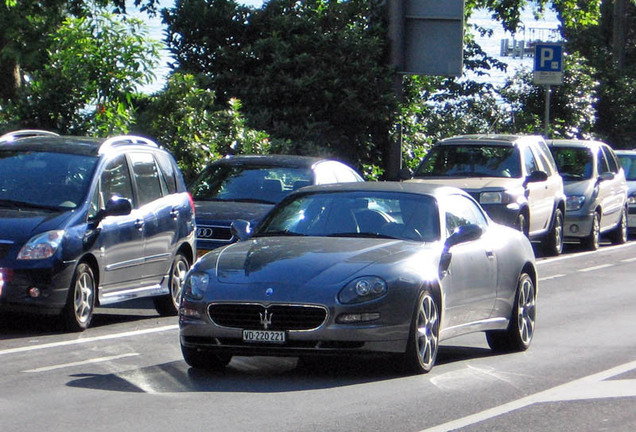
[{"left": 0, "top": 130, "right": 196, "bottom": 331}]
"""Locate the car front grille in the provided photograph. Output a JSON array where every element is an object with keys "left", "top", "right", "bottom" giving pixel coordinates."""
[
  {"left": 196, "top": 224, "right": 233, "bottom": 242},
  {"left": 208, "top": 303, "right": 328, "bottom": 331}
]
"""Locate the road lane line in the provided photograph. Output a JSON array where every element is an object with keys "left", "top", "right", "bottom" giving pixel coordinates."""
[
  {"left": 621, "top": 257, "right": 636, "bottom": 263},
  {"left": 579, "top": 264, "right": 613, "bottom": 273},
  {"left": 538, "top": 274, "right": 565, "bottom": 281},
  {"left": 419, "top": 360, "right": 636, "bottom": 432},
  {"left": 536, "top": 241, "right": 636, "bottom": 265},
  {"left": 22, "top": 353, "right": 140, "bottom": 373},
  {"left": 0, "top": 324, "right": 178, "bottom": 357}
]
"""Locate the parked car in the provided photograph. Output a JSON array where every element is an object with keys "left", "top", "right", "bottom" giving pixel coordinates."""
[
  {"left": 615, "top": 150, "right": 636, "bottom": 233},
  {"left": 406, "top": 134, "right": 566, "bottom": 255},
  {"left": 548, "top": 139, "right": 628, "bottom": 250},
  {"left": 179, "top": 182, "right": 537, "bottom": 374},
  {"left": 189, "top": 155, "right": 363, "bottom": 257},
  {"left": 0, "top": 130, "right": 195, "bottom": 331}
]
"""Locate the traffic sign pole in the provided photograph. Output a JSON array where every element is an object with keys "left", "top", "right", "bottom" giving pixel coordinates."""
[{"left": 544, "top": 85, "right": 551, "bottom": 138}]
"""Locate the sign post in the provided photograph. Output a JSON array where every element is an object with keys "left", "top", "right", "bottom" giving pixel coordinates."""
[{"left": 533, "top": 44, "right": 563, "bottom": 138}]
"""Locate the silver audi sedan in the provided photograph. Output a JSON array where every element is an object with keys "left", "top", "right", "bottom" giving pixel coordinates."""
[{"left": 179, "top": 182, "right": 537, "bottom": 374}]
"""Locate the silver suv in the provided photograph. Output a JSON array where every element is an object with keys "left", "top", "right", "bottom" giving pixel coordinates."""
[
  {"left": 408, "top": 134, "right": 566, "bottom": 255},
  {"left": 548, "top": 139, "right": 628, "bottom": 250}
]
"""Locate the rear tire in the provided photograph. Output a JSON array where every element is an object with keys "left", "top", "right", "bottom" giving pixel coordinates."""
[
  {"left": 61, "top": 262, "right": 95, "bottom": 332},
  {"left": 153, "top": 253, "right": 190, "bottom": 316},
  {"left": 402, "top": 290, "right": 439, "bottom": 374},
  {"left": 181, "top": 345, "right": 231, "bottom": 370},
  {"left": 487, "top": 272, "right": 536, "bottom": 352}
]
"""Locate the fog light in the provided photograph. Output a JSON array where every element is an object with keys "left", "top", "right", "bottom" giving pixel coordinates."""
[
  {"left": 570, "top": 224, "right": 579, "bottom": 234},
  {"left": 336, "top": 312, "right": 380, "bottom": 323},
  {"left": 179, "top": 307, "right": 201, "bottom": 319},
  {"left": 28, "top": 287, "right": 41, "bottom": 298}
]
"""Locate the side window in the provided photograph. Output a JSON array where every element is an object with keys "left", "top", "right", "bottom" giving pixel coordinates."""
[
  {"left": 445, "top": 195, "right": 488, "bottom": 237},
  {"left": 100, "top": 154, "right": 134, "bottom": 207},
  {"left": 129, "top": 152, "right": 163, "bottom": 206},
  {"left": 601, "top": 146, "right": 619, "bottom": 174},
  {"left": 597, "top": 149, "right": 610, "bottom": 174},
  {"left": 535, "top": 141, "right": 558, "bottom": 175},
  {"left": 523, "top": 146, "right": 540, "bottom": 175},
  {"left": 155, "top": 152, "right": 178, "bottom": 194}
]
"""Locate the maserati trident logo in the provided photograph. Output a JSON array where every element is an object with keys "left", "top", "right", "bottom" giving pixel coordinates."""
[{"left": 259, "top": 309, "right": 273, "bottom": 330}]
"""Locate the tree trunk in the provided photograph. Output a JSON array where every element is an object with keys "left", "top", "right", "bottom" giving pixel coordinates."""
[{"left": 612, "top": 0, "right": 626, "bottom": 69}]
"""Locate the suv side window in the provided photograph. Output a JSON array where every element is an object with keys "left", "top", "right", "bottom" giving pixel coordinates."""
[
  {"left": 130, "top": 152, "right": 163, "bottom": 206},
  {"left": 597, "top": 148, "right": 610, "bottom": 174},
  {"left": 535, "top": 140, "right": 558, "bottom": 175},
  {"left": 155, "top": 152, "right": 178, "bottom": 194},
  {"left": 102, "top": 154, "right": 134, "bottom": 206},
  {"left": 523, "top": 146, "right": 540, "bottom": 175}
]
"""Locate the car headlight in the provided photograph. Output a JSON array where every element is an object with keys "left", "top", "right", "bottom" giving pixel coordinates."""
[
  {"left": 479, "top": 191, "right": 504, "bottom": 204},
  {"left": 566, "top": 195, "right": 586, "bottom": 211},
  {"left": 628, "top": 193, "right": 636, "bottom": 206},
  {"left": 338, "top": 276, "right": 387, "bottom": 304},
  {"left": 17, "top": 230, "right": 65, "bottom": 260},
  {"left": 183, "top": 272, "right": 210, "bottom": 300}
]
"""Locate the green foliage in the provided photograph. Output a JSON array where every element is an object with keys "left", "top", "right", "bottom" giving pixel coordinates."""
[{"left": 134, "top": 73, "right": 272, "bottom": 182}]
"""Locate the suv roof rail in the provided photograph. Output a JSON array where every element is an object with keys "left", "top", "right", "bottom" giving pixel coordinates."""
[
  {"left": 99, "top": 135, "right": 159, "bottom": 154},
  {"left": 0, "top": 129, "right": 60, "bottom": 143}
]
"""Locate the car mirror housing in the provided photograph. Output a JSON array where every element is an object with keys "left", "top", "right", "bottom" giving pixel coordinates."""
[
  {"left": 445, "top": 224, "right": 483, "bottom": 250},
  {"left": 102, "top": 196, "right": 132, "bottom": 219},
  {"left": 231, "top": 219, "right": 252, "bottom": 241},
  {"left": 525, "top": 170, "right": 549, "bottom": 184},
  {"left": 599, "top": 172, "right": 615, "bottom": 182}
]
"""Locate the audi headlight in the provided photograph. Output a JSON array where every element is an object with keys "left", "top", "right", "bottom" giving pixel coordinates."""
[
  {"left": 17, "top": 230, "right": 65, "bottom": 260},
  {"left": 566, "top": 195, "right": 586, "bottom": 211},
  {"left": 338, "top": 276, "right": 387, "bottom": 304},
  {"left": 183, "top": 272, "right": 210, "bottom": 300}
]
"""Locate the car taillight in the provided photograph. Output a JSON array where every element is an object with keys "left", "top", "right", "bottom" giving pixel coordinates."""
[{"left": 187, "top": 193, "right": 195, "bottom": 215}]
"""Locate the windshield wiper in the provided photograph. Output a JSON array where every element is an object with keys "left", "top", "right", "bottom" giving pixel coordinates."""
[{"left": 0, "top": 199, "right": 60, "bottom": 212}]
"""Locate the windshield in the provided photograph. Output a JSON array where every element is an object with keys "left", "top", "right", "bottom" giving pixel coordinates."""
[
  {"left": 415, "top": 145, "right": 522, "bottom": 178},
  {"left": 189, "top": 164, "right": 313, "bottom": 205},
  {"left": 0, "top": 150, "right": 97, "bottom": 211},
  {"left": 550, "top": 147, "right": 594, "bottom": 180},
  {"left": 618, "top": 154, "right": 636, "bottom": 181},
  {"left": 257, "top": 191, "right": 440, "bottom": 242}
]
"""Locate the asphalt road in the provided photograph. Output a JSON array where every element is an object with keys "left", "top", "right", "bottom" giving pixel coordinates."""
[{"left": 1, "top": 240, "right": 635, "bottom": 432}]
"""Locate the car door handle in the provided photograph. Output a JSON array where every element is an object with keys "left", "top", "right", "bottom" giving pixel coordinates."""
[
  {"left": 170, "top": 209, "right": 179, "bottom": 219},
  {"left": 134, "top": 219, "right": 144, "bottom": 230},
  {"left": 486, "top": 250, "right": 495, "bottom": 259}
]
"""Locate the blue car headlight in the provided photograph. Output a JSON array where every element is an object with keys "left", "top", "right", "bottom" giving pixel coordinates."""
[
  {"left": 183, "top": 272, "right": 210, "bottom": 300},
  {"left": 17, "top": 230, "right": 65, "bottom": 260},
  {"left": 338, "top": 276, "right": 387, "bottom": 304}
]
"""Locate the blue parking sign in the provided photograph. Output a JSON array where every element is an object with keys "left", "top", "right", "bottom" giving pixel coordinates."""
[{"left": 534, "top": 44, "right": 563, "bottom": 85}]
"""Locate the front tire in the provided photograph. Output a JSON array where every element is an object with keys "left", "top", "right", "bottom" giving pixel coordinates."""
[
  {"left": 153, "top": 252, "right": 190, "bottom": 316},
  {"left": 581, "top": 212, "right": 600, "bottom": 251},
  {"left": 541, "top": 208, "right": 564, "bottom": 256},
  {"left": 402, "top": 290, "right": 440, "bottom": 374},
  {"left": 608, "top": 207, "right": 628, "bottom": 245},
  {"left": 61, "top": 262, "right": 96, "bottom": 332},
  {"left": 487, "top": 272, "right": 536, "bottom": 352},
  {"left": 181, "top": 345, "right": 231, "bottom": 370}
]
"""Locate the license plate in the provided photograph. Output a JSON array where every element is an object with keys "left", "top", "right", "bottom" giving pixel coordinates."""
[{"left": 243, "top": 330, "right": 286, "bottom": 344}]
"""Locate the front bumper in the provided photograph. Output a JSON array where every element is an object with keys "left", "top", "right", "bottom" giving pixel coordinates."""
[{"left": 563, "top": 211, "right": 594, "bottom": 239}]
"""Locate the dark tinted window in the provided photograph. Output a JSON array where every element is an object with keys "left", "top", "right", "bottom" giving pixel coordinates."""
[
  {"left": 601, "top": 146, "right": 619, "bottom": 173},
  {"left": 415, "top": 145, "right": 522, "bottom": 178},
  {"left": 155, "top": 152, "right": 178, "bottom": 194},
  {"left": 550, "top": 146, "right": 594, "bottom": 180},
  {"left": 130, "top": 152, "right": 163, "bottom": 206},
  {"left": 100, "top": 154, "right": 134, "bottom": 206}
]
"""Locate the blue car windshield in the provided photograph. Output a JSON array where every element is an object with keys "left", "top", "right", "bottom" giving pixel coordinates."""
[
  {"left": 550, "top": 147, "right": 594, "bottom": 180},
  {"left": 415, "top": 145, "right": 522, "bottom": 178},
  {"left": 618, "top": 155, "right": 636, "bottom": 181},
  {"left": 257, "top": 191, "right": 441, "bottom": 242},
  {"left": 0, "top": 150, "right": 97, "bottom": 210},
  {"left": 189, "top": 164, "right": 313, "bottom": 204}
]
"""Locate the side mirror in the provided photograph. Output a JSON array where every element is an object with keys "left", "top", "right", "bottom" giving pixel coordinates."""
[
  {"left": 439, "top": 224, "right": 483, "bottom": 277},
  {"left": 599, "top": 172, "right": 615, "bottom": 182},
  {"left": 100, "top": 196, "right": 132, "bottom": 219},
  {"left": 526, "top": 170, "right": 549, "bottom": 184},
  {"left": 231, "top": 219, "right": 252, "bottom": 241}
]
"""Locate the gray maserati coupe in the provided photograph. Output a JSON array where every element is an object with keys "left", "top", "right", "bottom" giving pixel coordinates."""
[{"left": 179, "top": 182, "right": 538, "bottom": 373}]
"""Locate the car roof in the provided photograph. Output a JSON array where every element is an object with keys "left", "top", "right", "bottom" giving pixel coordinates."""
[
  {"left": 615, "top": 149, "right": 636, "bottom": 155},
  {"left": 436, "top": 134, "right": 545, "bottom": 147},
  {"left": 0, "top": 132, "right": 163, "bottom": 157},
  {"left": 292, "top": 180, "right": 469, "bottom": 199},
  {"left": 207, "top": 154, "right": 346, "bottom": 169},
  {"left": 546, "top": 139, "right": 608, "bottom": 150}
]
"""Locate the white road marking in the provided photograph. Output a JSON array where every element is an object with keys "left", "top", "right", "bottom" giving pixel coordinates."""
[
  {"left": 538, "top": 273, "right": 565, "bottom": 281},
  {"left": 536, "top": 241, "right": 636, "bottom": 266},
  {"left": 420, "top": 360, "right": 636, "bottom": 432},
  {"left": 579, "top": 264, "right": 614, "bottom": 273},
  {"left": 0, "top": 325, "right": 178, "bottom": 357},
  {"left": 621, "top": 257, "right": 636, "bottom": 263},
  {"left": 22, "top": 353, "right": 139, "bottom": 373}
]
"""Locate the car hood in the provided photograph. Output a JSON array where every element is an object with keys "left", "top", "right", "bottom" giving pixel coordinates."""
[
  {"left": 408, "top": 177, "right": 523, "bottom": 191},
  {"left": 194, "top": 200, "right": 274, "bottom": 225},
  {"left": 197, "top": 236, "right": 436, "bottom": 287},
  {"left": 0, "top": 209, "right": 72, "bottom": 243},
  {"left": 563, "top": 180, "right": 595, "bottom": 196}
]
